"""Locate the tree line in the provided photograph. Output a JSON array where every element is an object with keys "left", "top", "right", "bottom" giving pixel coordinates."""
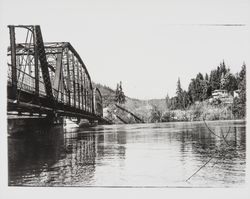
[{"left": 165, "top": 61, "right": 246, "bottom": 118}]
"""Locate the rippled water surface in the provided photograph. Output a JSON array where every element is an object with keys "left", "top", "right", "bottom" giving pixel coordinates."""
[{"left": 8, "top": 120, "right": 246, "bottom": 187}]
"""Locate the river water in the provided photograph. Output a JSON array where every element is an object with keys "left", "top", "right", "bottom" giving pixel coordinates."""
[{"left": 8, "top": 120, "right": 246, "bottom": 187}]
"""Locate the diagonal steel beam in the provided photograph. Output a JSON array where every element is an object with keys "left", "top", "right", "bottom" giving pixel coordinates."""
[
  {"left": 52, "top": 48, "right": 63, "bottom": 100},
  {"left": 34, "top": 25, "right": 54, "bottom": 103}
]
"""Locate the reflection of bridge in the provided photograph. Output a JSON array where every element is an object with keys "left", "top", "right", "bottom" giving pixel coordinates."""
[{"left": 7, "top": 25, "right": 110, "bottom": 124}]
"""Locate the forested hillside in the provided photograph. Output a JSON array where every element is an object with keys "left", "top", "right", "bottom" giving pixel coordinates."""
[{"left": 93, "top": 61, "right": 246, "bottom": 123}]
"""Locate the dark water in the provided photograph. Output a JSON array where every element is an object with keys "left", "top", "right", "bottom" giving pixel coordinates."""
[{"left": 8, "top": 120, "right": 246, "bottom": 187}]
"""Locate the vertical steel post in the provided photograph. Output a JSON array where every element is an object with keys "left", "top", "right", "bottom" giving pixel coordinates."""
[
  {"left": 84, "top": 75, "right": 87, "bottom": 111},
  {"left": 81, "top": 85, "right": 84, "bottom": 110},
  {"left": 76, "top": 61, "right": 80, "bottom": 109},
  {"left": 93, "top": 88, "right": 96, "bottom": 115},
  {"left": 91, "top": 87, "right": 94, "bottom": 114},
  {"left": 66, "top": 48, "right": 71, "bottom": 105},
  {"left": 60, "top": 70, "right": 64, "bottom": 103},
  {"left": 9, "top": 26, "right": 17, "bottom": 100},
  {"left": 72, "top": 55, "right": 76, "bottom": 108},
  {"left": 86, "top": 90, "right": 88, "bottom": 112},
  {"left": 33, "top": 26, "right": 39, "bottom": 101},
  {"left": 80, "top": 67, "right": 84, "bottom": 110},
  {"left": 53, "top": 48, "right": 63, "bottom": 100}
]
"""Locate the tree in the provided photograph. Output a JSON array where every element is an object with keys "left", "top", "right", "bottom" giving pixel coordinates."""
[
  {"left": 114, "top": 81, "right": 126, "bottom": 104},
  {"left": 169, "top": 96, "right": 178, "bottom": 110},
  {"left": 232, "top": 63, "right": 246, "bottom": 118},
  {"left": 220, "top": 72, "right": 226, "bottom": 89},
  {"left": 238, "top": 64, "right": 246, "bottom": 107},
  {"left": 210, "top": 69, "right": 220, "bottom": 91},
  {"left": 188, "top": 73, "right": 208, "bottom": 102},
  {"left": 165, "top": 94, "right": 170, "bottom": 109},
  {"left": 176, "top": 78, "right": 183, "bottom": 96},
  {"left": 195, "top": 73, "right": 205, "bottom": 101},
  {"left": 219, "top": 60, "right": 227, "bottom": 76},
  {"left": 220, "top": 70, "right": 238, "bottom": 92},
  {"left": 174, "top": 78, "right": 190, "bottom": 109},
  {"left": 150, "top": 105, "right": 163, "bottom": 123},
  {"left": 209, "top": 61, "right": 229, "bottom": 91},
  {"left": 176, "top": 78, "right": 183, "bottom": 109},
  {"left": 188, "top": 78, "right": 196, "bottom": 103},
  {"left": 115, "top": 83, "right": 120, "bottom": 102},
  {"left": 182, "top": 90, "right": 190, "bottom": 108},
  {"left": 201, "top": 79, "right": 210, "bottom": 100},
  {"left": 205, "top": 73, "right": 209, "bottom": 81}
]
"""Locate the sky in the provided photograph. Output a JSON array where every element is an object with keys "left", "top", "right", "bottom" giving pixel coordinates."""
[{"left": 0, "top": 0, "right": 249, "bottom": 99}]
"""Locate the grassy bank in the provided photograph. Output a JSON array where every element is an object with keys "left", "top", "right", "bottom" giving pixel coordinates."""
[{"left": 160, "top": 101, "right": 234, "bottom": 122}]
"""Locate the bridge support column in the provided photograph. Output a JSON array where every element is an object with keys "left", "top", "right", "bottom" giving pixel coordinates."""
[
  {"left": 9, "top": 26, "right": 17, "bottom": 100},
  {"left": 33, "top": 26, "right": 39, "bottom": 103}
]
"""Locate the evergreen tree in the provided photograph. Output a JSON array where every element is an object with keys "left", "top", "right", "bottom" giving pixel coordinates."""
[
  {"left": 220, "top": 72, "right": 226, "bottom": 89},
  {"left": 165, "top": 94, "right": 170, "bottom": 109},
  {"left": 232, "top": 63, "right": 246, "bottom": 118},
  {"left": 201, "top": 79, "right": 209, "bottom": 100},
  {"left": 174, "top": 78, "right": 190, "bottom": 109},
  {"left": 238, "top": 64, "right": 246, "bottom": 103},
  {"left": 188, "top": 78, "right": 196, "bottom": 103},
  {"left": 219, "top": 61, "right": 227, "bottom": 76},
  {"left": 115, "top": 83, "right": 120, "bottom": 102},
  {"left": 220, "top": 70, "right": 238, "bottom": 92},
  {"left": 176, "top": 78, "right": 183, "bottom": 109},
  {"left": 114, "top": 81, "right": 126, "bottom": 104},
  {"left": 182, "top": 90, "right": 190, "bottom": 108},
  {"left": 209, "top": 61, "right": 229, "bottom": 91},
  {"left": 210, "top": 69, "right": 220, "bottom": 90},
  {"left": 169, "top": 96, "right": 178, "bottom": 110},
  {"left": 205, "top": 73, "right": 209, "bottom": 81},
  {"left": 195, "top": 73, "right": 205, "bottom": 101}
]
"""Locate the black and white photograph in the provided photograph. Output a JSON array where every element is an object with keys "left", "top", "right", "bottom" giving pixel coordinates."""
[{"left": 0, "top": 0, "right": 249, "bottom": 198}]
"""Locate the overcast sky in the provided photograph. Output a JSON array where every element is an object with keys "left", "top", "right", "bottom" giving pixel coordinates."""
[{"left": 0, "top": 0, "right": 249, "bottom": 99}]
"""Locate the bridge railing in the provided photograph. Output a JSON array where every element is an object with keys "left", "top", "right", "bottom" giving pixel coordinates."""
[{"left": 8, "top": 64, "right": 47, "bottom": 96}]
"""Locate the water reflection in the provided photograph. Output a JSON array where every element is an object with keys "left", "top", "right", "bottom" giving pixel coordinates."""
[
  {"left": 8, "top": 120, "right": 246, "bottom": 187},
  {"left": 8, "top": 126, "right": 65, "bottom": 185}
]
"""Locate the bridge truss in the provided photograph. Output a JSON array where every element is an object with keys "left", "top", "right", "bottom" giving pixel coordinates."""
[{"left": 7, "top": 25, "right": 109, "bottom": 124}]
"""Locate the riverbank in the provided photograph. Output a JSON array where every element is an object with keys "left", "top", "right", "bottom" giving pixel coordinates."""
[
  {"left": 160, "top": 101, "right": 235, "bottom": 122},
  {"left": 102, "top": 99, "right": 243, "bottom": 124}
]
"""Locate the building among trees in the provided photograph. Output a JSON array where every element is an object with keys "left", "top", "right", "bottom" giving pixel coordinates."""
[{"left": 165, "top": 61, "right": 246, "bottom": 119}]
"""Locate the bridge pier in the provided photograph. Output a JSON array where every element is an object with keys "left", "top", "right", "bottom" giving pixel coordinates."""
[{"left": 8, "top": 115, "right": 64, "bottom": 135}]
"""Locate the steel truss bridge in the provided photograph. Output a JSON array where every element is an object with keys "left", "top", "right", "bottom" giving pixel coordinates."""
[{"left": 7, "top": 25, "right": 111, "bottom": 124}]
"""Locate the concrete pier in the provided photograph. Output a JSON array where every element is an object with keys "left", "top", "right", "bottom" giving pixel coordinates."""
[{"left": 8, "top": 116, "right": 63, "bottom": 134}]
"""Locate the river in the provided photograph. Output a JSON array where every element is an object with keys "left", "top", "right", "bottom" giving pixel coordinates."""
[{"left": 8, "top": 120, "right": 246, "bottom": 187}]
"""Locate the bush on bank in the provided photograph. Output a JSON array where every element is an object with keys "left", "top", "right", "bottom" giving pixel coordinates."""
[{"left": 151, "top": 101, "right": 235, "bottom": 123}]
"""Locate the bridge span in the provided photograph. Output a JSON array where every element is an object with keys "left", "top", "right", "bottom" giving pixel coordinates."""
[{"left": 7, "top": 25, "right": 111, "bottom": 125}]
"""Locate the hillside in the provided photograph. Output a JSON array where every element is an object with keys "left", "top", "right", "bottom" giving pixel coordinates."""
[{"left": 92, "top": 82, "right": 167, "bottom": 123}]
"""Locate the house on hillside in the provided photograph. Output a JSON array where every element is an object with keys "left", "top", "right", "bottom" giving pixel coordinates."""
[
  {"left": 210, "top": 89, "right": 234, "bottom": 104},
  {"left": 212, "top": 89, "right": 229, "bottom": 99}
]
